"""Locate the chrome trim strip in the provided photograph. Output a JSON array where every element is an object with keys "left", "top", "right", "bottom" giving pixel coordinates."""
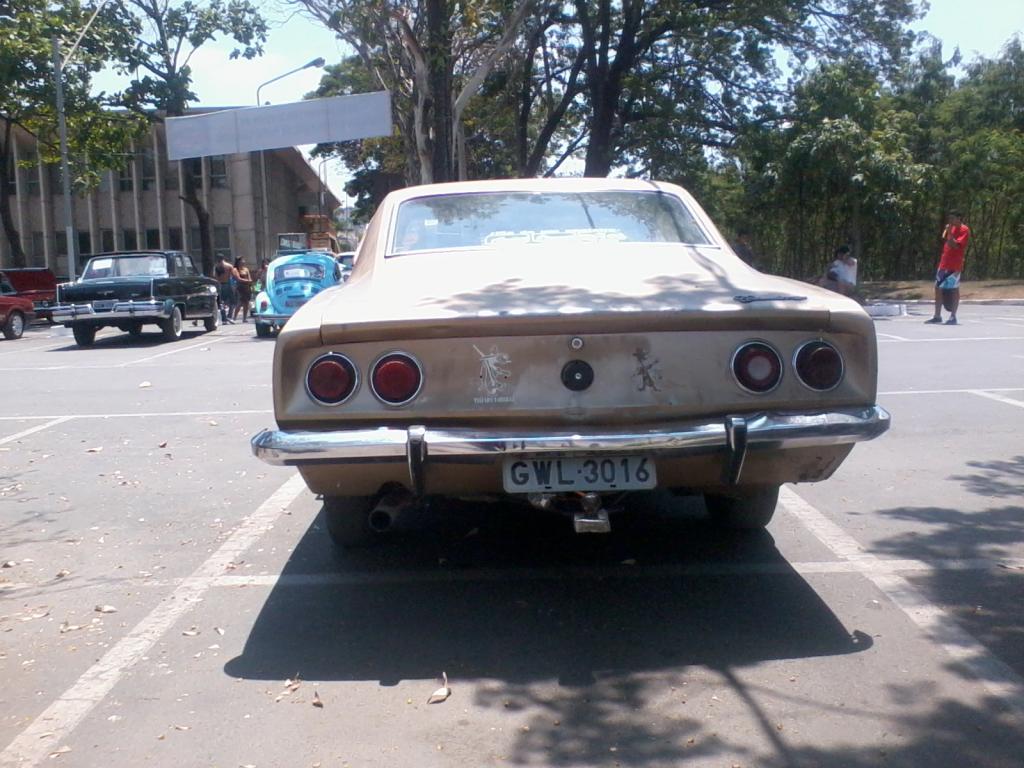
[
  {"left": 253, "top": 314, "right": 291, "bottom": 323},
  {"left": 251, "top": 406, "right": 890, "bottom": 467}
]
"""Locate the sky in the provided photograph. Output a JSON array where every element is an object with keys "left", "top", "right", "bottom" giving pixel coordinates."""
[{"left": 92, "top": 0, "right": 1024, "bottom": 201}]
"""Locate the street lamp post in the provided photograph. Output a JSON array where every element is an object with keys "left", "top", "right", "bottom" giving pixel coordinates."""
[
  {"left": 51, "top": 1, "right": 113, "bottom": 281},
  {"left": 52, "top": 37, "right": 78, "bottom": 281},
  {"left": 255, "top": 57, "right": 325, "bottom": 267}
]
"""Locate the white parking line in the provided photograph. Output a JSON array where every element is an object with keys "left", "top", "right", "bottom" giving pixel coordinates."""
[
  {"left": 780, "top": 487, "right": 1024, "bottom": 715},
  {"left": 0, "top": 416, "right": 74, "bottom": 446},
  {"left": 968, "top": 390, "right": 1024, "bottom": 409},
  {"left": 0, "top": 473, "right": 307, "bottom": 768},
  {"left": 119, "top": 335, "right": 229, "bottom": 366},
  {"left": 879, "top": 336, "right": 1024, "bottom": 343},
  {"left": 880, "top": 387, "right": 1024, "bottom": 396},
  {"left": 875, "top": 332, "right": 909, "bottom": 341},
  {"left": 0, "top": 409, "right": 270, "bottom": 422}
]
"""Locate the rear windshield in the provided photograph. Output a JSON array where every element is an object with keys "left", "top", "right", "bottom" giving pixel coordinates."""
[
  {"left": 274, "top": 263, "right": 325, "bottom": 282},
  {"left": 390, "top": 190, "right": 711, "bottom": 254},
  {"left": 82, "top": 254, "right": 168, "bottom": 279}
]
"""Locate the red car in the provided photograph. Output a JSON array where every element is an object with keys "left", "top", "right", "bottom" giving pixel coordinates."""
[
  {"left": 0, "top": 267, "right": 57, "bottom": 321},
  {"left": 0, "top": 288, "right": 34, "bottom": 339}
]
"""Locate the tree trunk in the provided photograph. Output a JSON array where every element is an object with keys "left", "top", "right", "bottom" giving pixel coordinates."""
[
  {"left": 0, "top": 121, "right": 27, "bottom": 267},
  {"left": 180, "top": 163, "right": 213, "bottom": 275},
  {"left": 426, "top": 0, "right": 452, "bottom": 183}
]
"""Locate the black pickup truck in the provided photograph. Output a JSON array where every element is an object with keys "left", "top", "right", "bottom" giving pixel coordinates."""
[{"left": 52, "top": 251, "right": 220, "bottom": 347}]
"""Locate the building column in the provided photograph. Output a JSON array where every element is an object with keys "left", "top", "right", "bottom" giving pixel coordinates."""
[
  {"left": 11, "top": 136, "right": 27, "bottom": 256},
  {"left": 178, "top": 161, "right": 189, "bottom": 254},
  {"left": 130, "top": 139, "right": 143, "bottom": 248},
  {"left": 153, "top": 126, "right": 166, "bottom": 248},
  {"left": 37, "top": 156, "right": 52, "bottom": 268},
  {"left": 108, "top": 170, "right": 120, "bottom": 249},
  {"left": 86, "top": 184, "right": 98, "bottom": 255}
]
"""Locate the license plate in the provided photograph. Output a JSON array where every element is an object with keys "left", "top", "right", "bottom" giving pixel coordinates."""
[
  {"left": 284, "top": 299, "right": 306, "bottom": 307},
  {"left": 502, "top": 455, "right": 656, "bottom": 492},
  {"left": 92, "top": 300, "right": 116, "bottom": 311}
]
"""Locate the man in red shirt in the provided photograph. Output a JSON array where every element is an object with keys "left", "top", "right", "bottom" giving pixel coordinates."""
[{"left": 925, "top": 210, "right": 970, "bottom": 325}]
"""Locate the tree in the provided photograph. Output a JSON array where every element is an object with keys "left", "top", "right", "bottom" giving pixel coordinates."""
[
  {"left": 291, "top": 0, "right": 533, "bottom": 184},
  {"left": 0, "top": 0, "right": 143, "bottom": 267},
  {"left": 570, "top": 0, "right": 921, "bottom": 177},
  {"left": 117, "top": 0, "right": 267, "bottom": 274}
]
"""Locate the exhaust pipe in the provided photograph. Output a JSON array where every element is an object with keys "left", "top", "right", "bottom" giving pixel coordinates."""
[{"left": 367, "top": 488, "right": 416, "bottom": 533}]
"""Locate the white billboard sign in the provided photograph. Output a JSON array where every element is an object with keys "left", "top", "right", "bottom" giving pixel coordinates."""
[{"left": 165, "top": 91, "right": 392, "bottom": 160}]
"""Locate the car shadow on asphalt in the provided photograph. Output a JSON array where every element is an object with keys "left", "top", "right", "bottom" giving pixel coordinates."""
[
  {"left": 225, "top": 491, "right": 871, "bottom": 687},
  {"left": 44, "top": 329, "right": 214, "bottom": 351}
]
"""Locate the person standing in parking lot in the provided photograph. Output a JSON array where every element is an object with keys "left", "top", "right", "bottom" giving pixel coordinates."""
[
  {"left": 232, "top": 257, "right": 253, "bottom": 323},
  {"left": 214, "top": 256, "right": 238, "bottom": 324},
  {"left": 926, "top": 210, "right": 971, "bottom": 326}
]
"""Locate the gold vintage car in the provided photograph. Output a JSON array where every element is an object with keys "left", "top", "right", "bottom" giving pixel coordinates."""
[{"left": 252, "top": 178, "right": 889, "bottom": 547}]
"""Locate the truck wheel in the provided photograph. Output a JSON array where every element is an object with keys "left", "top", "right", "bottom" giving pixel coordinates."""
[
  {"left": 2, "top": 311, "right": 25, "bottom": 340},
  {"left": 704, "top": 485, "right": 780, "bottom": 529},
  {"left": 203, "top": 311, "right": 219, "bottom": 332},
  {"left": 160, "top": 306, "right": 183, "bottom": 341},
  {"left": 255, "top": 322, "right": 273, "bottom": 338},
  {"left": 323, "top": 495, "right": 378, "bottom": 548},
  {"left": 72, "top": 325, "right": 96, "bottom": 347}
]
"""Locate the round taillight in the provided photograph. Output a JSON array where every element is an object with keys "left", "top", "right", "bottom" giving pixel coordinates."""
[
  {"left": 732, "top": 342, "right": 782, "bottom": 394},
  {"left": 795, "top": 341, "right": 844, "bottom": 391},
  {"left": 371, "top": 353, "right": 422, "bottom": 405},
  {"left": 259, "top": 299, "right": 269, "bottom": 311},
  {"left": 306, "top": 354, "right": 357, "bottom": 405}
]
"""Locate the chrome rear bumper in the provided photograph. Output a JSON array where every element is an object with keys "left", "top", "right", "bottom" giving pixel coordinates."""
[
  {"left": 252, "top": 406, "right": 890, "bottom": 491},
  {"left": 52, "top": 299, "right": 171, "bottom": 322}
]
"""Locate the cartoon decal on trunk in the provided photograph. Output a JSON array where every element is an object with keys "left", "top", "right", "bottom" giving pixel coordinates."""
[
  {"left": 633, "top": 348, "right": 662, "bottom": 392},
  {"left": 474, "top": 344, "right": 514, "bottom": 404}
]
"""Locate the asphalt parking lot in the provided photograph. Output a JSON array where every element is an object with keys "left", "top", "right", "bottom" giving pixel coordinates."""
[{"left": 1, "top": 305, "right": 1023, "bottom": 768}]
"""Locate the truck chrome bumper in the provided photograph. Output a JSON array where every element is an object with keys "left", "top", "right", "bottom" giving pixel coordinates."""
[
  {"left": 251, "top": 406, "right": 890, "bottom": 491},
  {"left": 52, "top": 300, "right": 171, "bottom": 322}
]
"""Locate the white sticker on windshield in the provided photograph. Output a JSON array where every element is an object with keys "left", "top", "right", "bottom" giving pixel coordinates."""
[{"left": 92, "top": 258, "right": 112, "bottom": 270}]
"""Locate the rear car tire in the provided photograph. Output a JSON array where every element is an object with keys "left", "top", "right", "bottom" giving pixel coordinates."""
[
  {"left": 704, "top": 485, "right": 780, "bottom": 529},
  {"left": 160, "top": 306, "right": 183, "bottom": 342},
  {"left": 2, "top": 311, "right": 25, "bottom": 340},
  {"left": 203, "top": 311, "right": 219, "bottom": 332},
  {"left": 323, "top": 495, "right": 378, "bottom": 548},
  {"left": 255, "top": 322, "right": 273, "bottom": 338},
  {"left": 72, "top": 325, "right": 96, "bottom": 347}
]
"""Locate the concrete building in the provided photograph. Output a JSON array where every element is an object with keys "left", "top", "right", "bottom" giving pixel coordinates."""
[{"left": 0, "top": 114, "right": 340, "bottom": 277}]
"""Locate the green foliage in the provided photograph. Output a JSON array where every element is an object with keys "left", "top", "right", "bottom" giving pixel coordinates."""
[{"left": 0, "top": 0, "right": 147, "bottom": 187}]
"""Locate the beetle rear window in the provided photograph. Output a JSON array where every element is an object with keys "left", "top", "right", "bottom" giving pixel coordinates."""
[
  {"left": 390, "top": 191, "right": 711, "bottom": 254},
  {"left": 274, "top": 263, "right": 325, "bottom": 282}
]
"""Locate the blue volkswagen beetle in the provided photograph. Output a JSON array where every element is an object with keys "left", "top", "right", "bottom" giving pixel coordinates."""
[{"left": 253, "top": 251, "right": 343, "bottom": 338}]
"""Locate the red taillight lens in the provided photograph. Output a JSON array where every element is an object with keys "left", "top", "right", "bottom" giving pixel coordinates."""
[
  {"left": 371, "top": 353, "right": 422, "bottom": 405},
  {"left": 259, "top": 299, "right": 269, "bottom": 311},
  {"left": 732, "top": 342, "right": 782, "bottom": 393},
  {"left": 306, "top": 354, "right": 357, "bottom": 405},
  {"left": 795, "top": 341, "right": 844, "bottom": 391}
]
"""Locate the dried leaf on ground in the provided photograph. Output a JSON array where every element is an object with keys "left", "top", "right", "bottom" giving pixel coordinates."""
[
  {"left": 312, "top": 690, "right": 323, "bottom": 708},
  {"left": 55, "top": 569, "right": 70, "bottom": 579},
  {"left": 94, "top": 605, "right": 117, "bottom": 614},
  {"left": 182, "top": 627, "right": 200, "bottom": 637},
  {"left": 214, "top": 627, "right": 225, "bottom": 636},
  {"left": 158, "top": 441, "right": 168, "bottom": 448},
  {"left": 427, "top": 672, "right": 451, "bottom": 704},
  {"left": 86, "top": 447, "right": 103, "bottom": 453},
  {"left": 174, "top": 724, "right": 190, "bottom": 731},
  {"left": 48, "top": 745, "right": 71, "bottom": 758},
  {"left": 1, "top": 561, "right": 16, "bottom": 568},
  {"left": 138, "top": 381, "right": 152, "bottom": 389},
  {"left": 59, "top": 622, "right": 84, "bottom": 634}
]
